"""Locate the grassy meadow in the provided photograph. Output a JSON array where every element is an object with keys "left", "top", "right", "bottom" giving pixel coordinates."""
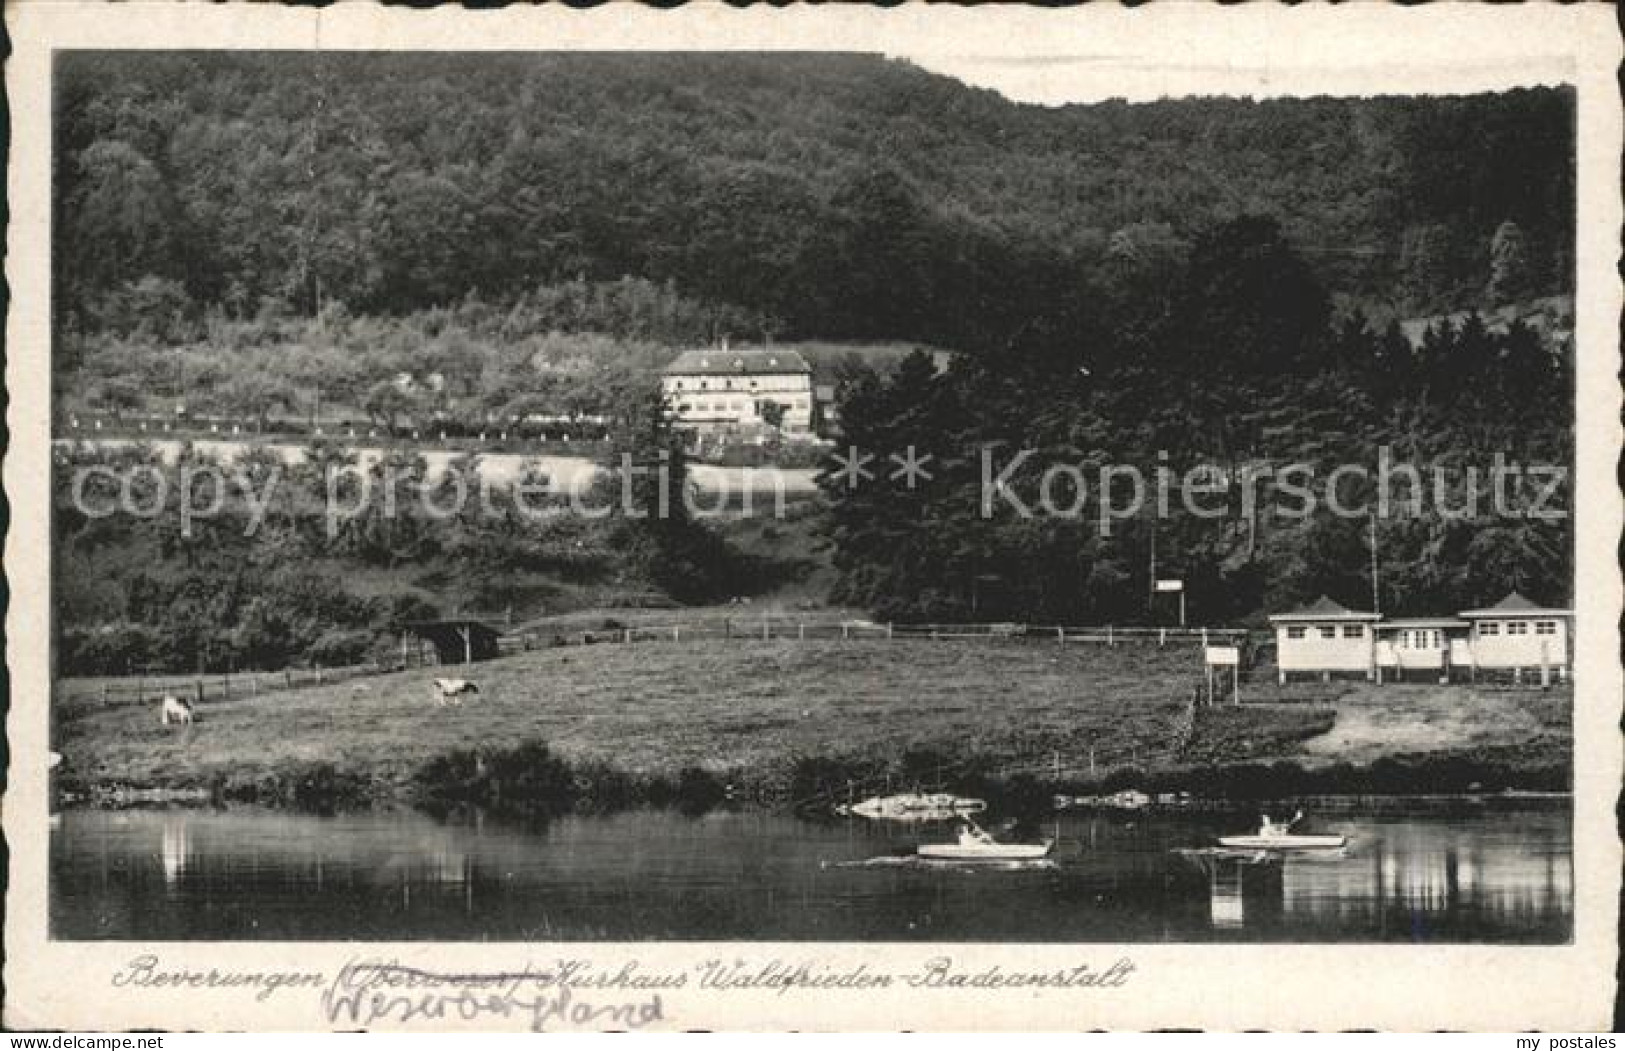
[
  {"left": 55, "top": 636, "right": 1573, "bottom": 809},
  {"left": 57, "top": 639, "right": 1200, "bottom": 799}
]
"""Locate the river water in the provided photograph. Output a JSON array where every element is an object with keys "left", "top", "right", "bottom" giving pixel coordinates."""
[{"left": 50, "top": 803, "right": 1570, "bottom": 942}]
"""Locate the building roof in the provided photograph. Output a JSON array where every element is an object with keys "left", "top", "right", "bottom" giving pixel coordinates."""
[
  {"left": 664, "top": 349, "right": 812, "bottom": 377},
  {"left": 1458, "top": 591, "right": 1572, "bottom": 617},
  {"left": 1377, "top": 618, "right": 1470, "bottom": 630},
  {"left": 1268, "top": 595, "right": 1381, "bottom": 622},
  {"left": 405, "top": 619, "right": 501, "bottom": 637}
]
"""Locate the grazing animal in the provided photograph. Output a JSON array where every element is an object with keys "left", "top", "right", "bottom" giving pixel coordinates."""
[
  {"left": 159, "top": 694, "right": 194, "bottom": 727},
  {"left": 431, "top": 678, "right": 480, "bottom": 707}
]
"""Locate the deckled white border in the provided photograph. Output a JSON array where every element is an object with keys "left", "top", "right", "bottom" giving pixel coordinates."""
[{"left": 5, "top": 2, "right": 1620, "bottom": 1032}]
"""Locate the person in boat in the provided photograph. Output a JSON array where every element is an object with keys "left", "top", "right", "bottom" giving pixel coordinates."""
[
  {"left": 1259, "top": 811, "right": 1304, "bottom": 837},
  {"left": 957, "top": 821, "right": 996, "bottom": 847}
]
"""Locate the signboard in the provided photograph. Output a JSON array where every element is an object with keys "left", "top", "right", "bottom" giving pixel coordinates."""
[
  {"left": 1155, "top": 579, "right": 1185, "bottom": 592},
  {"left": 1205, "top": 645, "right": 1240, "bottom": 666}
]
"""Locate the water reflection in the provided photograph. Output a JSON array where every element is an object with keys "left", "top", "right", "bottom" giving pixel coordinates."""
[
  {"left": 159, "top": 814, "right": 190, "bottom": 889},
  {"left": 50, "top": 804, "right": 1571, "bottom": 943}
]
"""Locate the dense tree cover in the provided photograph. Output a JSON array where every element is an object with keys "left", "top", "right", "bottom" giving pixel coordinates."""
[
  {"left": 57, "top": 52, "right": 1572, "bottom": 356},
  {"left": 52, "top": 379, "right": 756, "bottom": 674},
  {"left": 823, "top": 216, "right": 1572, "bottom": 625},
  {"left": 61, "top": 277, "right": 767, "bottom": 428}
]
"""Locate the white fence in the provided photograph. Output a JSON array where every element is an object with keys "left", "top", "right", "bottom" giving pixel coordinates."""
[{"left": 496, "top": 620, "right": 1251, "bottom": 651}]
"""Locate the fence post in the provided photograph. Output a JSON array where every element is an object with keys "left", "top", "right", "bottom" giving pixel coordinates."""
[
  {"left": 842, "top": 624, "right": 849, "bottom": 640},
  {"left": 1202, "top": 627, "right": 1209, "bottom": 647},
  {"left": 887, "top": 623, "right": 894, "bottom": 639},
  {"left": 316, "top": 665, "right": 324, "bottom": 684},
  {"left": 251, "top": 675, "right": 259, "bottom": 696},
  {"left": 1058, "top": 626, "right": 1065, "bottom": 645},
  {"left": 798, "top": 623, "right": 805, "bottom": 641},
  {"left": 624, "top": 629, "right": 632, "bottom": 644},
  {"left": 101, "top": 684, "right": 109, "bottom": 705},
  {"left": 762, "top": 620, "right": 770, "bottom": 641},
  {"left": 673, "top": 626, "right": 681, "bottom": 642},
  {"left": 1159, "top": 628, "right": 1166, "bottom": 646},
  {"left": 1107, "top": 624, "right": 1114, "bottom": 647},
  {"left": 285, "top": 669, "right": 292, "bottom": 688}
]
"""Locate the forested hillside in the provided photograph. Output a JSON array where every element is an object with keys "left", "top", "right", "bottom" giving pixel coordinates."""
[{"left": 56, "top": 52, "right": 1572, "bottom": 355}]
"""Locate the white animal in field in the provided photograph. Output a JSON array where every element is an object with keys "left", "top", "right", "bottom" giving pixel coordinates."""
[
  {"left": 431, "top": 678, "right": 480, "bottom": 707},
  {"left": 159, "top": 694, "right": 194, "bottom": 727}
]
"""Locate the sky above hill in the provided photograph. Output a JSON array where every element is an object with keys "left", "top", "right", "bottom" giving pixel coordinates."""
[{"left": 901, "top": 52, "right": 1577, "bottom": 106}]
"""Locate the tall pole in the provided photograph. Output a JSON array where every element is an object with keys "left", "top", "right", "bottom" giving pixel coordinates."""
[
  {"left": 1369, "top": 511, "right": 1381, "bottom": 615},
  {"left": 1148, "top": 522, "right": 1158, "bottom": 621}
]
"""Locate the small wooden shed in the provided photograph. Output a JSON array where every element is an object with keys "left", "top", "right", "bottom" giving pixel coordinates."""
[{"left": 405, "top": 619, "right": 501, "bottom": 665}]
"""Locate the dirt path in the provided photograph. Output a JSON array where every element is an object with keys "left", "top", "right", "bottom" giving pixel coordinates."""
[{"left": 1298, "top": 683, "right": 1560, "bottom": 764}]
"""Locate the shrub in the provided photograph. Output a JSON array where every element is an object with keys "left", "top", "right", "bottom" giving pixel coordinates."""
[
  {"left": 216, "top": 762, "right": 372, "bottom": 813},
  {"left": 787, "top": 753, "right": 887, "bottom": 810},
  {"left": 308, "top": 628, "right": 378, "bottom": 668},
  {"left": 58, "top": 622, "right": 164, "bottom": 675},
  {"left": 413, "top": 739, "right": 579, "bottom": 815},
  {"left": 673, "top": 766, "right": 728, "bottom": 813}
]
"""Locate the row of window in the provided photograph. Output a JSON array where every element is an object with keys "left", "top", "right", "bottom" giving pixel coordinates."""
[
  {"left": 670, "top": 379, "right": 809, "bottom": 393},
  {"left": 1479, "top": 621, "right": 1559, "bottom": 636},
  {"left": 676, "top": 399, "right": 808, "bottom": 415},
  {"left": 1286, "top": 625, "right": 1365, "bottom": 640},
  {"left": 1286, "top": 621, "right": 1561, "bottom": 642}
]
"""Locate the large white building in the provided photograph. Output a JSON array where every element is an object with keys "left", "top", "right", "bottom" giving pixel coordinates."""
[
  {"left": 1270, "top": 592, "right": 1572, "bottom": 685},
  {"left": 661, "top": 348, "right": 815, "bottom": 436}
]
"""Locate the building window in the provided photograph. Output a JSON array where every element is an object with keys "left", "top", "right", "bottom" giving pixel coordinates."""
[
  {"left": 1341, "top": 625, "right": 1364, "bottom": 639},
  {"left": 1507, "top": 621, "right": 1529, "bottom": 635},
  {"left": 1480, "top": 622, "right": 1500, "bottom": 636},
  {"left": 1318, "top": 626, "right": 1337, "bottom": 640},
  {"left": 1536, "top": 621, "right": 1557, "bottom": 635},
  {"left": 1286, "top": 626, "right": 1306, "bottom": 640}
]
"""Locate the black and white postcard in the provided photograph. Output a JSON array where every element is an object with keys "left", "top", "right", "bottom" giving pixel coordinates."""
[{"left": 4, "top": 1, "right": 1620, "bottom": 1032}]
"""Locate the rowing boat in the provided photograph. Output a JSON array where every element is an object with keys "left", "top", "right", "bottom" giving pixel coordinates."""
[
  {"left": 1216, "top": 833, "right": 1346, "bottom": 850},
  {"left": 916, "top": 840, "right": 1055, "bottom": 860},
  {"left": 1218, "top": 811, "right": 1345, "bottom": 851},
  {"left": 917, "top": 820, "right": 1054, "bottom": 861}
]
